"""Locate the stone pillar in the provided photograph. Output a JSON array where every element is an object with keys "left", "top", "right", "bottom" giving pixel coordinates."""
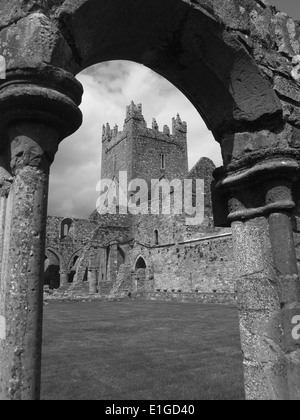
[
  {"left": 108, "top": 242, "right": 118, "bottom": 284},
  {"left": 131, "top": 271, "right": 137, "bottom": 293},
  {"left": 59, "top": 270, "right": 69, "bottom": 287},
  {"left": 88, "top": 269, "right": 98, "bottom": 294},
  {"left": 213, "top": 154, "right": 300, "bottom": 400},
  {"left": 0, "top": 67, "right": 82, "bottom": 400}
]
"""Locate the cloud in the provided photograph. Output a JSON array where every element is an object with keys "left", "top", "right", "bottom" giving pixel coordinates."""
[
  {"left": 269, "top": 0, "right": 300, "bottom": 18},
  {"left": 48, "top": 61, "right": 221, "bottom": 219}
]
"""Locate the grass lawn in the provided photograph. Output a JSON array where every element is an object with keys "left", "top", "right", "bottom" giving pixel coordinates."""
[{"left": 41, "top": 300, "right": 245, "bottom": 400}]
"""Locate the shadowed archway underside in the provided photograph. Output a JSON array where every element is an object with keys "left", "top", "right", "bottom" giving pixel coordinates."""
[{"left": 0, "top": 0, "right": 286, "bottom": 143}]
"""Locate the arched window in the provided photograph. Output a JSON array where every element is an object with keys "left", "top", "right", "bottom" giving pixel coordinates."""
[
  {"left": 154, "top": 230, "right": 159, "bottom": 245},
  {"left": 64, "top": 224, "right": 69, "bottom": 237},
  {"left": 61, "top": 218, "right": 73, "bottom": 239},
  {"left": 135, "top": 256, "right": 147, "bottom": 270}
]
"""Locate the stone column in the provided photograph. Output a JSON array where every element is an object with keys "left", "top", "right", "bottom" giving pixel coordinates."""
[
  {"left": 131, "top": 270, "right": 137, "bottom": 293},
  {"left": 213, "top": 154, "right": 300, "bottom": 400},
  {"left": 0, "top": 67, "right": 82, "bottom": 400},
  {"left": 108, "top": 242, "right": 119, "bottom": 284},
  {"left": 59, "top": 270, "right": 70, "bottom": 287},
  {"left": 88, "top": 269, "right": 98, "bottom": 294}
]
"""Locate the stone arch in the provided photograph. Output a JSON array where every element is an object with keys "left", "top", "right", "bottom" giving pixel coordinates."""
[
  {"left": 133, "top": 256, "right": 148, "bottom": 292},
  {"left": 61, "top": 218, "right": 73, "bottom": 240},
  {"left": 67, "top": 248, "right": 83, "bottom": 271},
  {"left": 67, "top": 248, "right": 83, "bottom": 283},
  {"left": 133, "top": 255, "right": 147, "bottom": 271},
  {"left": 2, "top": 0, "right": 300, "bottom": 401},
  {"left": 60, "top": 217, "right": 73, "bottom": 239},
  {"left": 2, "top": 1, "right": 283, "bottom": 144},
  {"left": 45, "top": 248, "right": 65, "bottom": 289},
  {"left": 50, "top": 0, "right": 280, "bottom": 143},
  {"left": 45, "top": 247, "right": 66, "bottom": 271}
]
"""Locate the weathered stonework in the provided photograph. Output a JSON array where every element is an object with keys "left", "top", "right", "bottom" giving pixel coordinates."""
[
  {"left": 45, "top": 104, "right": 234, "bottom": 301},
  {"left": 1, "top": 0, "right": 300, "bottom": 401}
]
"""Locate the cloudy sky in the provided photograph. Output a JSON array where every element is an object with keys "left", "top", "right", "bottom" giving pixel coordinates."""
[{"left": 48, "top": 0, "right": 300, "bottom": 219}]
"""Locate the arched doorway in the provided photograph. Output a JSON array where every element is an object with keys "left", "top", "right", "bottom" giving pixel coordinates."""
[
  {"left": 134, "top": 256, "right": 147, "bottom": 292},
  {"left": 44, "top": 249, "right": 61, "bottom": 290}
]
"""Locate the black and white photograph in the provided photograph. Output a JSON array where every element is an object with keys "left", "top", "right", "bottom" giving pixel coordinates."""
[{"left": 0, "top": 0, "right": 300, "bottom": 403}]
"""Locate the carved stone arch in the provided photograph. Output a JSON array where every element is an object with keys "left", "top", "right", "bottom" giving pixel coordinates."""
[
  {"left": 2, "top": 0, "right": 300, "bottom": 401},
  {"left": 0, "top": 1, "right": 285, "bottom": 144},
  {"left": 49, "top": 0, "right": 282, "bottom": 142},
  {"left": 67, "top": 248, "right": 83, "bottom": 271}
]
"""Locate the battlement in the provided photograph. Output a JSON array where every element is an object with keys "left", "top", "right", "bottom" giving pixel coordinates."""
[
  {"left": 102, "top": 101, "right": 187, "bottom": 147},
  {"left": 172, "top": 114, "right": 187, "bottom": 135},
  {"left": 126, "top": 101, "right": 144, "bottom": 121},
  {"left": 102, "top": 123, "right": 120, "bottom": 143}
]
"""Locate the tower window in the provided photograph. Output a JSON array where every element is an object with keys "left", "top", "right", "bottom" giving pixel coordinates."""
[
  {"left": 154, "top": 230, "right": 159, "bottom": 245},
  {"left": 113, "top": 155, "right": 117, "bottom": 171},
  {"left": 61, "top": 218, "right": 73, "bottom": 240},
  {"left": 160, "top": 154, "right": 166, "bottom": 170}
]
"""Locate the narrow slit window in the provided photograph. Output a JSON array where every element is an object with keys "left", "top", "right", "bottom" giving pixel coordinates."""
[
  {"left": 154, "top": 230, "right": 159, "bottom": 245},
  {"left": 160, "top": 154, "right": 166, "bottom": 170}
]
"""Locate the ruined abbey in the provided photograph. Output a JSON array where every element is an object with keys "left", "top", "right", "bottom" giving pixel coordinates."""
[
  {"left": 45, "top": 102, "right": 235, "bottom": 302},
  {"left": 3, "top": 0, "right": 300, "bottom": 400}
]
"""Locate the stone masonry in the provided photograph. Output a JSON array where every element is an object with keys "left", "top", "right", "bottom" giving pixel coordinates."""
[
  {"left": 2, "top": 0, "right": 300, "bottom": 400},
  {"left": 45, "top": 102, "right": 235, "bottom": 299}
]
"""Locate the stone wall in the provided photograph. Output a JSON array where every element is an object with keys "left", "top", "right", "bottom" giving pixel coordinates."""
[
  {"left": 132, "top": 291, "right": 237, "bottom": 305},
  {"left": 127, "top": 233, "right": 235, "bottom": 294},
  {"left": 46, "top": 216, "right": 97, "bottom": 272}
]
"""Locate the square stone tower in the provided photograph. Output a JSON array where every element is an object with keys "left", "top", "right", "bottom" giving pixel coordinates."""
[{"left": 101, "top": 101, "right": 189, "bottom": 186}]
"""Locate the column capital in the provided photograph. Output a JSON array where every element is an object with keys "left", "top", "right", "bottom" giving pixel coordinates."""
[
  {"left": 0, "top": 65, "right": 83, "bottom": 142},
  {"left": 59, "top": 270, "right": 70, "bottom": 275},
  {"left": 213, "top": 149, "right": 300, "bottom": 226}
]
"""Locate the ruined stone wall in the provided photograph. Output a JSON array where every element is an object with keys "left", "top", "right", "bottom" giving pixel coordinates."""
[
  {"left": 46, "top": 216, "right": 98, "bottom": 270},
  {"left": 128, "top": 233, "right": 235, "bottom": 295}
]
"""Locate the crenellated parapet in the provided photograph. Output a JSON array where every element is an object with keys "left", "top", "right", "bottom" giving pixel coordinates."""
[
  {"left": 172, "top": 114, "right": 187, "bottom": 136},
  {"left": 125, "top": 101, "right": 145, "bottom": 123},
  {"left": 102, "top": 123, "right": 120, "bottom": 143},
  {"left": 102, "top": 101, "right": 187, "bottom": 152}
]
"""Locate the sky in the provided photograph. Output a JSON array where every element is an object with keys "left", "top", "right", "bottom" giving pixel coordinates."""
[
  {"left": 48, "top": 0, "right": 300, "bottom": 219},
  {"left": 270, "top": 0, "right": 300, "bottom": 19}
]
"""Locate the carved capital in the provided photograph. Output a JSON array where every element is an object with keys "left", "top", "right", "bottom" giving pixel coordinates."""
[
  {"left": 0, "top": 66, "right": 83, "bottom": 174},
  {"left": 0, "top": 65, "right": 83, "bottom": 144},
  {"left": 59, "top": 270, "right": 70, "bottom": 275},
  {"left": 213, "top": 150, "right": 300, "bottom": 226}
]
